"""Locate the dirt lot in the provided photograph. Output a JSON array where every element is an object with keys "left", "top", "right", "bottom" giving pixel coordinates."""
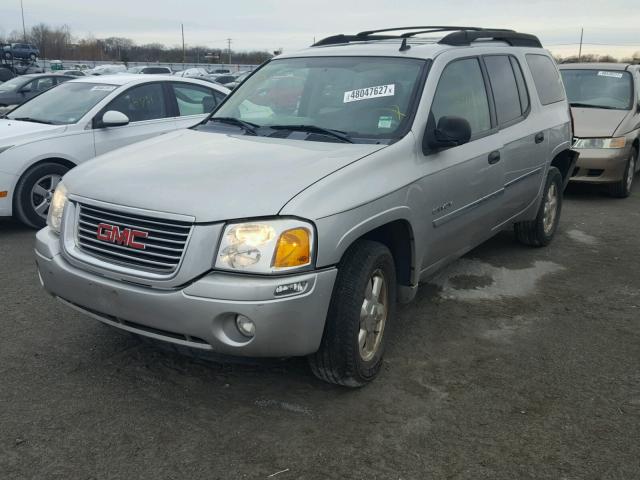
[{"left": 1, "top": 184, "right": 639, "bottom": 480}]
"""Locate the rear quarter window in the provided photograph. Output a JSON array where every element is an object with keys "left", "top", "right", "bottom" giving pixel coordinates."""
[{"left": 525, "top": 54, "right": 565, "bottom": 106}]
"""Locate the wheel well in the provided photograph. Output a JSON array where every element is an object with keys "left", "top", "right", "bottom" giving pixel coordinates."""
[
  {"left": 22, "top": 158, "right": 76, "bottom": 177},
  {"left": 551, "top": 149, "right": 575, "bottom": 184},
  {"left": 633, "top": 138, "right": 639, "bottom": 155},
  {"left": 360, "top": 220, "right": 414, "bottom": 286}
]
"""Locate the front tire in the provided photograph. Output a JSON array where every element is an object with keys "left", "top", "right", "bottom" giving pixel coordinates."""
[
  {"left": 609, "top": 147, "right": 637, "bottom": 198},
  {"left": 514, "top": 166, "right": 563, "bottom": 247},
  {"left": 308, "top": 240, "right": 396, "bottom": 387},
  {"left": 14, "top": 162, "right": 69, "bottom": 229}
]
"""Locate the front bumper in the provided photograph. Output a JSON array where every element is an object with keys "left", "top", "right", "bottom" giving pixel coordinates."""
[
  {"left": 35, "top": 227, "right": 337, "bottom": 357},
  {"left": 0, "top": 170, "right": 17, "bottom": 217},
  {"left": 570, "top": 146, "right": 631, "bottom": 184}
]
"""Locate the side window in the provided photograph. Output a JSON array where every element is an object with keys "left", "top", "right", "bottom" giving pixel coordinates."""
[
  {"left": 105, "top": 83, "right": 167, "bottom": 122},
  {"left": 34, "top": 77, "right": 55, "bottom": 92},
  {"left": 510, "top": 57, "right": 530, "bottom": 113},
  {"left": 171, "top": 83, "right": 217, "bottom": 116},
  {"left": 213, "top": 90, "right": 227, "bottom": 105},
  {"left": 484, "top": 55, "right": 522, "bottom": 125},
  {"left": 525, "top": 54, "right": 565, "bottom": 105},
  {"left": 431, "top": 58, "right": 491, "bottom": 136}
]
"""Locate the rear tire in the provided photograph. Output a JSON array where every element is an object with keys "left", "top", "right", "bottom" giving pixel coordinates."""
[
  {"left": 14, "top": 162, "right": 70, "bottom": 229},
  {"left": 609, "top": 147, "right": 637, "bottom": 198},
  {"left": 308, "top": 240, "right": 396, "bottom": 387},
  {"left": 514, "top": 167, "right": 563, "bottom": 247}
]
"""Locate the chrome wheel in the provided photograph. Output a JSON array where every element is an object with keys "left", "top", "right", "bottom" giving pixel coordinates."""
[
  {"left": 626, "top": 155, "right": 635, "bottom": 192},
  {"left": 358, "top": 269, "right": 388, "bottom": 362},
  {"left": 542, "top": 182, "right": 558, "bottom": 236},
  {"left": 30, "top": 173, "right": 61, "bottom": 220}
]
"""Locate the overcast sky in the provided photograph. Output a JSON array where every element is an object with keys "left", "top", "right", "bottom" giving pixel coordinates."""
[{"left": 1, "top": 0, "right": 639, "bottom": 58}]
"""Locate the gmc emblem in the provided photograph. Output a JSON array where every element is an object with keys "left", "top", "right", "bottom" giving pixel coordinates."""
[{"left": 96, "top": 223, "right": 149, "bottom": 250}]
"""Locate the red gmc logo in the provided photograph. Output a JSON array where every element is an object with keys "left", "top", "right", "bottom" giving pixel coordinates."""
[{"left": 96, "top": 223, "right": 149, "bottom": 250}]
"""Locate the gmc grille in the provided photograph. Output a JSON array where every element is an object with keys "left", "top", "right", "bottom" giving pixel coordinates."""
[{"left": 75, "top": 203, "right": 192, "bottom": 273}]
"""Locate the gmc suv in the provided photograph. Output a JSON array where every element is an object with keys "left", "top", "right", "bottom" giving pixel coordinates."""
[{"left": 35, "top": 27, "right": 577, "bottom": 386}]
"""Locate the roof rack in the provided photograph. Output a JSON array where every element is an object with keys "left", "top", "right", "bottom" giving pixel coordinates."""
[{"left": 312, "top": 26, "right": 542, "bottom": 50}]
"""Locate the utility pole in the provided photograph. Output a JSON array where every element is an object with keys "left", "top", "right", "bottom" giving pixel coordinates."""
[
  {"left": 181, "top": 23, "right": 186, "bottom": 65},
  {"left": 20, "top": 0, "right": 27, "bottom": 41},
  {"left": 578, "top": 27, "right": 584, "bottom": 62},
  {"left": 226, "top": 38, "right": 232, "bottom": 65}
]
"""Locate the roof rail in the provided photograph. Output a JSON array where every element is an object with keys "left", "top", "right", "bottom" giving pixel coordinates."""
[{"left": 311, "top": 26, "right": 542, "bottom": 49}]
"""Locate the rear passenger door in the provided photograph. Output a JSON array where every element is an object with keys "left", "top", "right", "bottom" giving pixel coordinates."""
[
  {"left": 421, "top": 57, "right": 505, "bottom": 271},
  {"left": 93, "top": 82, "right": 175, "bottom": 155},
  {"left": 168, "top": 82, "right": 224, "bottom": 128},
  {"left": 483, "top": 55, "right": 545, "bottom": 225}
]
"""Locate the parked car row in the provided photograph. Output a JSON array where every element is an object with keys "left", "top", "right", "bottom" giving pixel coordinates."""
[{"left": 1, "top": 26, "right": 637, "bottom": 387}]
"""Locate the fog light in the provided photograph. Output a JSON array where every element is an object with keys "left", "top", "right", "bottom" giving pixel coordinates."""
[
  {"left": 236, "top": 314, "right": 255, "bottom": 338},
  {"left": 274, "top": 281, "right": 308, "bottom": 297}
]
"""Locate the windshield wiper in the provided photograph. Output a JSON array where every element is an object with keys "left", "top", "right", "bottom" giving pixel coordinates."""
[
  {"left": 11, "top": 117, "right": 55, "bottom": 124},
  {"left": 208, "top": 117, "right": 258, "bottom": 135},
  {"left": 267, "top": 124, "right": 354, "bottom": 143},
  {"left": 569, "top": 102, "right": 619, "bottom": 110}
]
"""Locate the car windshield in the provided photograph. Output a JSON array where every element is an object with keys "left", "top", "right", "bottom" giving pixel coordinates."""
[
  {"left": 0, "top": 77, "right": 25, "bottom": 92},
  {"left": 210, "top": 56, "right": 427, "bottom": 142},
  {"left": 7, "top": 82, "right": 116, "bottom": 124},
  {"left": 560, "top": 69, "right": 633, "bottom": 110}
]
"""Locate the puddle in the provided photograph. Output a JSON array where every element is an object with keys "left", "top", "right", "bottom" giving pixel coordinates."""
[{"left": 429, "top": 258, "right": 564, "bottom": 301}]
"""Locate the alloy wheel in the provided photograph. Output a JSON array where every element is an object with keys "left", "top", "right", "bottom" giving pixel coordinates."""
[
  {"left": 543, "top": 182, "right": 558, "bottom": 235},
  {"left": 358, "top": 269, "right": 388, "bottom": 362},
  {"left": 30, "top": 173, "right": 62, "bottom": 220}
]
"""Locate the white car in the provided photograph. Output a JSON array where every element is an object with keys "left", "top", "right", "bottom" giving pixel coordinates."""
[
  {"left": 0, "top": 75, "right": 229, "bottom": 227},
  {"left": 87, "top": 65, "right": 127, "bottom": 76},
  {"left": 174, "top": 68, "right": 209, "bottom": 78}
]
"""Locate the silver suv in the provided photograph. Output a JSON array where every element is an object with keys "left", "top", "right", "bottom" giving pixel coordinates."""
[{"left": 35, "top": 27, "right": 577, "bottom": 386}]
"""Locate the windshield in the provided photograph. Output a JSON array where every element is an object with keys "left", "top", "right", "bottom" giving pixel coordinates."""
[
  {"left": 560, "top": 69, "right": 633, "bottom": 110},
  {"left": 0, "top": 77, "right": 26, "bottom": 92},
  {"left": 7, "top": 82, "right": 116, "bottom": 124},
  {"left": 210, "top": 56, "right": 427, "bottom": 142}
]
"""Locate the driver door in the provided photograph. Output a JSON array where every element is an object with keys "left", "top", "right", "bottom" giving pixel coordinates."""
[{"left": 93, "top": 82, "right": 176, "bottom": 156}]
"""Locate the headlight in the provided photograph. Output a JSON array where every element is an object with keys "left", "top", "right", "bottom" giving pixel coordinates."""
[
  {"left": 573, "top": 137, "right": 626, "bottom": 149},
  {"left": 215, "top": 219, "right": 314, "bottom": 274},
  {"left": 46, "top": 183, "right": 68, "bottom": 234}
]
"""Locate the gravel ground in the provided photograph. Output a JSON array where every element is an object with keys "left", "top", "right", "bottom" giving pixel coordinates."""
[{"left": 1, "top": 183, "right": 639, "bottom": 480}]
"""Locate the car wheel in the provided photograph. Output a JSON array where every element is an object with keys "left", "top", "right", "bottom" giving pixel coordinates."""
[
  {"left": 14, "top": 162, "right": 70, "bottom": 229},
  {"left": 609, "top": 147, "right": 637, "bottom": 198},
  {"left": 308, "top": 240, "right": 396, "bottom": 387},
  {"left": 514, "top": 166, "right": 563, "bottom": 247},
  {"left": 29, "top": 53, "right": 36, "bottom": 61},
  {"left": 4, "top": 51, "right": 11, "bottom": 60}
]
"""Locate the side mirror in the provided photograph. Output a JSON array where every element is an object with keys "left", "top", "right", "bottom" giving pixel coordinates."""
[
  {"left": 19, "top": 86, "right": 31, "bottom": 94},
  {"left": 424, "top": 116, "right": 472, "bottom": 152},
  {"left": 101, "top": 110, "right": 130, "bottom": 127}
]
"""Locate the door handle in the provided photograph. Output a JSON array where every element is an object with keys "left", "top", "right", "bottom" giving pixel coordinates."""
[
  {"left": 535, "top": 132, "right": 545, "bottom": 144},
  {"left": 488, "top": 151, "right": 501, "bottom": 165}
]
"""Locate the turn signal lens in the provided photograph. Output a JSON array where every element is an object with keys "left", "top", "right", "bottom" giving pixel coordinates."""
[{"left": 272, "top": 228, "right": 311, "bottom": 268}]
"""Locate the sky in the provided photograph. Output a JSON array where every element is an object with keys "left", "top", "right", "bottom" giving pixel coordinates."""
[{"left": 1, "top": 0, "right": 639, "bottom": 58}]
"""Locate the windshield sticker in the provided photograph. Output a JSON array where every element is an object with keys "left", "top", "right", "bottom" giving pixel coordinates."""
[
  {"left": 597, "top": 71, "right": 623, "bottom": 79},
  {"left": 90, "top": 85, "right": 117, "bottom": 91},
  {"left": 344, "top": 84, "right": 395, "bottom": 103},
  {"left": 378, "top": 115, "right": 393, "bottom": 129}
]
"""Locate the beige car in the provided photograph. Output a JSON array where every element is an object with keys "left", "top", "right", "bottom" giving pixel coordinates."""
[{"left": 560, "top": 63, "right": 640, "bottom": 197}]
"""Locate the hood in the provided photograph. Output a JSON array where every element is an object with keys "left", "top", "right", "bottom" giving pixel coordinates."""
[
  {"left": 0, "top": 119, "right": 67, "bottom": 146},
  {"left": 570, "top": 107, "right": 629, "bottom": 138},
  {"left": 64, "top": 129, "right": 385, "bottom": 222}
]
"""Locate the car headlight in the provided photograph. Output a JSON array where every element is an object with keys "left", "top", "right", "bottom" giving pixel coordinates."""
[
  {"left": 46, "top": 183, "right": 68, "bottom": 234},
  {"left": 573, "top": 137, "right": 626, "bottom": 149},
  {"left": 215, "top": 219, "right": 314, "bottom": 274}
]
